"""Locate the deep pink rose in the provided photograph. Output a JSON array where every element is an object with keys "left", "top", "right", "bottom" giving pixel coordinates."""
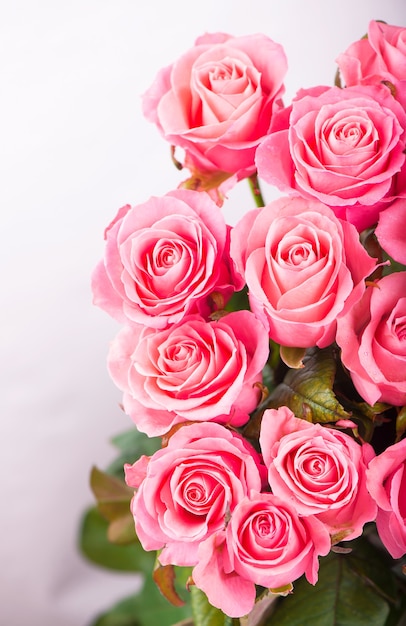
[
  {"left": 255, "top": 84, "right": 406, "bottom": 231},
  {"left": 143, "top": 33, "right": 287, "bottom": 180},
  {"left": 192, "top": 492, "right": 331, "bottom": 618},
  {"left": 336, "top": 20, "right": 406, "bottom": 109},
  {"left": 375, "top": 198, "right": 406, "bottom": 265},
  {"left": 259, "top": 407, "right": 377, "bottom": 541},
  {"left": 107, "top": 310, "right": 269, "bottom": 436},
  {"left": 91, "top": 189, "right": 241, "bottom": 328},
  {"left": 124, "top": 422, "right": 264, "bottom": 567},
  {"left": 230, "top": 196, "right": 376, "bottom": 348},
  {"left": 366, "top": 438, "right": 406, "bottom": 559},
  {"left": 336, "top": 271, "right": 406, "bottom": 406}
]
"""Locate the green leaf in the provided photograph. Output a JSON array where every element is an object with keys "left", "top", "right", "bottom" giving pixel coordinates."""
[
  {"left": 265, "top": 347, "right": 351, "bottom": 424},
  {"left": 225, "top": 286, "right": 250, "bottom": 313},
  {"left": 345, "top": 535, "right": 399, "bottom": 605},
  {"left": 107, "top": 428, "right": 161, "bottom": 479},
  {"left": 266, "top": 549, "right": 391, "bottom": 626},
  {"left": 190, "top": 586, "right": 235, "bottom": 626},
  {"left": 91, "top": 574, "right": 192, "bottom": 626},
  {"left": 90, "top": 466, "right": 136, "bottom": 545},
  {"left": 79, "top": 507, "right": 154, "bottom": 573}
]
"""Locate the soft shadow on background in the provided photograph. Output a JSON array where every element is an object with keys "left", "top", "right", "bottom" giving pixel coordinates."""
[{"left": 1, "top": 1, "right": 404, "bottom": 624}]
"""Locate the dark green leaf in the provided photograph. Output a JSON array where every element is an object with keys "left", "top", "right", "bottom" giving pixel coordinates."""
[
  {"left": 345, "top": 536, "right": 399, "bottom": 605},
  {"left": 225, "top": 286, "right": 250, "bottom": 313},
  {"left": 265, "top": 347, "right": 351, "bottom": 424},
  {"left": 266, "top": 550, "right": 390, "bottom": 626},
  {"left": 79, "top": 507, "right": 154, "bottom": 573}
]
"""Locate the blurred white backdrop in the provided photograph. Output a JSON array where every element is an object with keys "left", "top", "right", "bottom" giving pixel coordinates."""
[{"left": 1, "top": 1, "right": 404, "bottom": 624}]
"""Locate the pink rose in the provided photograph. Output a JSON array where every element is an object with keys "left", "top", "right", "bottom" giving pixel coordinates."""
[
  {"left": 107, "top": 310, "right": 269, "bottom": 437},
  {"left": 143, "top": 33, "right": 287, "bottom": 181},
  {"left": 259, "top": 407, "right": 377, "bottom": 541},
  {"left": 366, "top": 438, "right": 406, "bottom": 559},
  {"left": 230, "top": 196, "right": 376, "bottom": 348},
  {"left": 375, "top": 198, "right": 406, "bottom": 265},
  {"left": 91, "top": 189, "right": 240, "bottom": 328},
  {"left": 336, "top": 271, "right": 406, "bottom": 406},
  {"left": 124, "top": 422, "right": 264, "bottom": 567},
  {"left": 192, "top": 493, "right": 331, "bottom": 618},
  {"left": 255, "top": 84, "right": 406, "bottom": 231},
  {"left": 336, "top": 20, "right": 406, "bottom": 109}
]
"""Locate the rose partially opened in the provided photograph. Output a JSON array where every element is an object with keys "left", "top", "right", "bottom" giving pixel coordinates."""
[
  {"left": 336, "top": 20, "right": 406, "bottom": 109},
  {"left": 107, "top": 310, "right": 269, "bottom": 437},
  {"left": 91, "top": 189, "right": 241, "bottom": 328},
  {"left": 255, "top": 83, "right": 406, "bottom": 231},
  {"left": 259, "top": 407, "right": 377, "bottom": 541},
  {"left": 336, "top": 271, "right": 406, "bottom": 406},
  {"left": 143, "top": 32, "right": 287, "bottom": 182},
  {"left": 230, "top": 195, "right": 376, "bottom": 348},
  {"left": 193, "top": 492, "right": 331, "bottom": 618}
]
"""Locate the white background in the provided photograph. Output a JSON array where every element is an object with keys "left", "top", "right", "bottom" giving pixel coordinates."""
[{"left": 1, "top": 1, "right": 404, "bottom": 625}]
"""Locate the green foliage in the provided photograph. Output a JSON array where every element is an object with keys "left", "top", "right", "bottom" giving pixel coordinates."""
[
  {"left": 79, "top": 507, "right": 154, "bottom": 573},
  {"left": 265, "top": 537, "right": 403, "bottom": 626},
  {"left": 107, "top": 427, "right": 161, "bottom": 479},
  {"left": 266, "top": 346, "right": 351, "bottom": 423},
  {"left": 90, "top": 466, "right": 136, "bottom": 544},
  {"left": 90, "top": 574, "right": 192, "bottom": 626},
  {"left": 153, "top": 560, "right": 192, "bottom": 608}
]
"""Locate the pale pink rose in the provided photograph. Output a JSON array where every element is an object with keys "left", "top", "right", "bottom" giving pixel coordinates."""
[
  {"left": 230, "top": 196, "right": 376, "bottom": 348},
  {"left": 375, "top": 198, "right": 406, "bottom": 265},
  {"left": 108, "top": 310, "right": 269, "bottom": 437},
  {"left": 259, "top": 407, "right": 377, "bottom": 541},
  {"left": 255, "top": 84, "right": 406, "bottom": 231},
  {"left": 336, "top": 271, "right": 406, "bottom": 406},
  {"left": 91, "top": 189, "right": 241, "bottom": 328},
  {"left": 124, "top": 422, "right": 264, "bottom": 567},
  {"left": 366, "top": 438, "right": 406, "bottom": 558},
  {"left": 192, "top": 492, "right": 331, "bottom": 618},
  {"left": 336, "top": 20, "right": 406, "bottom": 109},
  {"left": 143, "top": 33, "right": 287, "bottom": 181}
]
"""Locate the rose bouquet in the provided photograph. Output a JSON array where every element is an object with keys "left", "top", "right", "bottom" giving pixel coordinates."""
[{"left": 80, "top": 20, "right": 406, "bottom": 626}]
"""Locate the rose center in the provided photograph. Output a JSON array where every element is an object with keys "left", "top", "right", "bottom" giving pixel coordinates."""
[
  {"left": 166, "top": 342, "right": 195, "bottom": 363},
  {"left": 394, "top": 316, "right": 406, "bottom": 341},
  {"left": 286, "top": 242, "right": 313, "bottom": 266},
  {"left": 178, "top": 471, "right": 220, "bottom": 515},
  {"left": 334, "top": 121, "right": 364, "bottom": 145},
  {"left": 153, "top": 241, "right": 182, "bottom": 269},
  {"left": 254, "top": 513, "right": 272, "bottom": 537}
]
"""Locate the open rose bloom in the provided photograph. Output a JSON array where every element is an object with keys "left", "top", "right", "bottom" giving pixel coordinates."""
[
  {"left": 107, "top": 310, "right": 269, "bottom": 436},
  {"left": 230, "top": 196, "right": 376, "bottom": 347},
  {"left": 255, "top": 83, "right": 406, "bottom": 231},
  {"left": 336, "top": 20, "right": 406, "bottom": 109},
  {"left": 143, "top": 32, "right": 287, "bottom": 185},
  {"left": 90, "top": 22, "right": 406, "bottom": 624}
]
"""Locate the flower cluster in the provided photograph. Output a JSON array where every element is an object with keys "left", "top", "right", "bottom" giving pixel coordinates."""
[{"left": 92, "top": 20, "right": 406, "bottom": 620}]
